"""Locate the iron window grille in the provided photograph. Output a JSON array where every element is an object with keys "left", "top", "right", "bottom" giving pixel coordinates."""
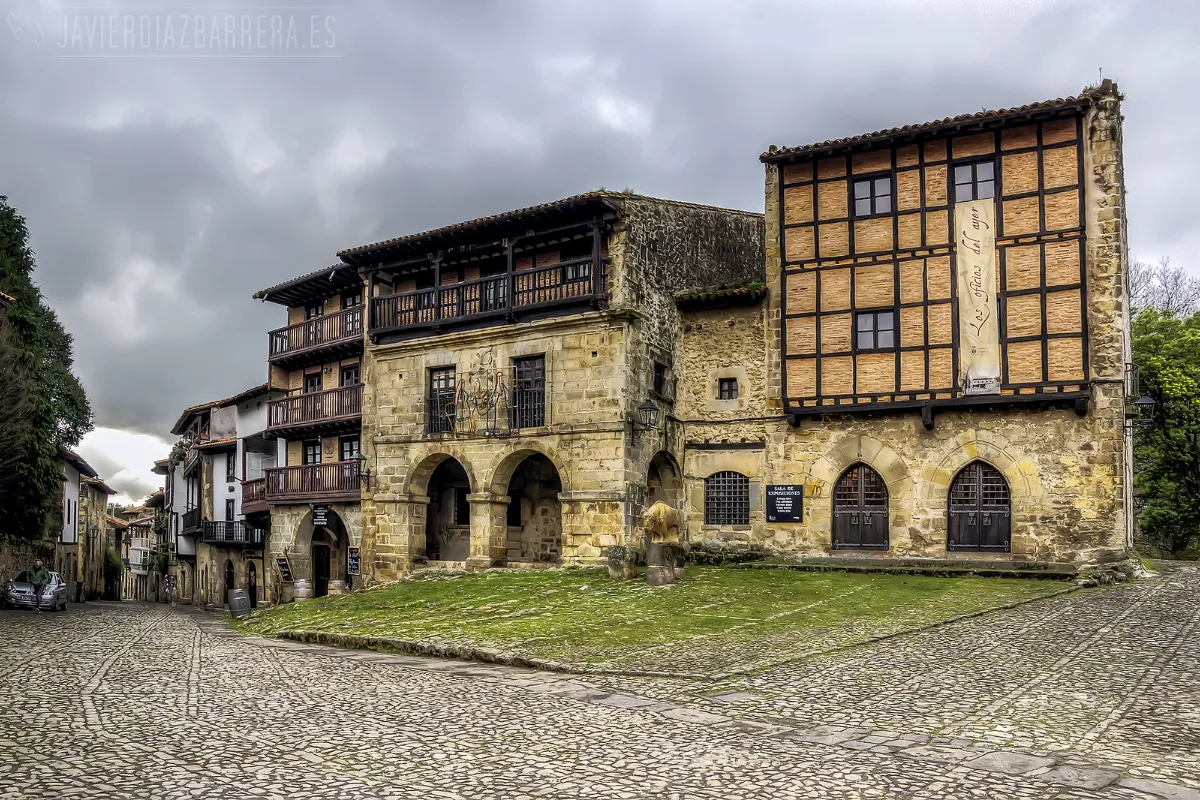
[
  {"left": 953, "top": 161, "right": 996, "bottom": 202},
  {"left": 512, "top": 356, "right": 546, "bottom": 429},
  {"left": 718, "top": 377, "right": 739, "bottom": 400},
  {"left": 428, "top": 367, "right": 457, "bottom": 434},
  {"left": 704, "top": 471, "right": 750, "bottom": 526},
  {"left": 853, "top": 176, "right": 892, "bottom": 217},
  {"left": 855, "top": 310, "right": 895, "bottom": 351}
]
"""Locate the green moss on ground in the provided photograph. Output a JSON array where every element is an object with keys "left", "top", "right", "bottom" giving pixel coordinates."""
[{"left": 237, "top": 567, "right": 1064, "bottom": 673}]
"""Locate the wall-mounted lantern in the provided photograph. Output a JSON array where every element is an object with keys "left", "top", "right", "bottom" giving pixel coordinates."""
[{"left": 354, "top": 454, "right": 373, "bottom": 489}]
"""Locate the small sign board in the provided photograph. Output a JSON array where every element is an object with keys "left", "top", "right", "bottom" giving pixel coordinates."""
[
  {"left": 312, "top": 506, "right": 329, "bottom": 527},
  {"left": 347, "top": 547, "right": 360, "bottom": 575},
  {"left": 766, "top": 485, "right": 804, "bottom": 523},
  {"left": 276, "top": 557, "right": 293, "bottom": 582}
]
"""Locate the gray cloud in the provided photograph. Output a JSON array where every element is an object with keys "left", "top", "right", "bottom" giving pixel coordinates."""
[{"left": 1, "top": 0, "right": 1197, "bottom": 443}]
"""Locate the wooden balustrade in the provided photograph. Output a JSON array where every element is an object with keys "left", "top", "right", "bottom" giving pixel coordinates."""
[
  {"left": 268, "top": 306, "right": 364, "bottom": 361},
  {"left": 267, "top": 384, "right": 362, "bottom": 431},
  {"left": 264, "top": 461, "right": 360, "bottom": 502}
]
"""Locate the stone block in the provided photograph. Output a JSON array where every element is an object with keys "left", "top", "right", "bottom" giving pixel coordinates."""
[
  {"left": 1037, "top": 766, "right": 1119, "bottom": 790},
  {"left": 964, "top": 751, "right": 1056, "bottom": 775}
]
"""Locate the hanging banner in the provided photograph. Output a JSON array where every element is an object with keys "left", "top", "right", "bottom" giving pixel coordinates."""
[{"left": 954, "top": 199, "right": 1001, "bottom": 395}]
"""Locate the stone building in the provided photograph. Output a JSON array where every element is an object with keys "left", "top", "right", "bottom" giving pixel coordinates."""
[
  {"left": 77, "top": 475, "right": 116, "bottom": 600},
  {"left": 671, "top": 82, "right": 1131, "bottom": 565},
  {"left": 328, "top": 192, "right": 763, "bottom": 580},
  {"left": 55, "top": 450, "right": 116, "bottom": 600}
]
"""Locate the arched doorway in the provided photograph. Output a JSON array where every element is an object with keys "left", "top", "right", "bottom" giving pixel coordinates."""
[
  {"left": 293, "top": 507, "right": 351, "bottom": 598},
  {"left": 832, "top": 463, "right": 889, "bottom": 549},
  {"left": 425, "top": 458, "right": 472, "bottom": 561},
  {"left": 223, "top": 559, "right": 235, "bottom": 605},
  {"left": 247, "top": 562, "right": 258, "bottom": 608},
  {"left": 505, "top": 453, "right": 563, "bottom": 563},
  {"left": 647, "top": 451, "right": 682, "bottom": 508},
  {"left": 948, "top": 461, "right": 1011, "bottom": 552}
]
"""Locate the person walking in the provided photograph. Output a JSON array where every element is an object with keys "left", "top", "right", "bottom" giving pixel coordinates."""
[{"left": 28, "top": 559, "right": 51, "bottom": 614}]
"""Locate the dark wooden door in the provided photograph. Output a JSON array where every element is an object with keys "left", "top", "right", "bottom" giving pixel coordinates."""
[
  {"left": 247, "top": 563, "right": 258, "bottom": 609},
  {"left": 948, "top": 462, "right": 1011, "bottom": 552},
  {"left": 224, "top": 560, "right": 235, "bottom": 606},
  {"left": 312, "top": 545, "right": 330, "bottom": 597},
  {"left": 832, "top": 464, "right": 889, "bottom": 549}
]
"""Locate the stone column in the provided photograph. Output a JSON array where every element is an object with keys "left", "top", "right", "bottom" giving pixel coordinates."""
[
  {"left": 466, "top": 492, "right": 509, "bottom": 570},
  {"left": 558, "top": 490, "right": 624, "bottom": 564},
  {"left": 369, "top": 493, "right": 428, "bottom": 579}
]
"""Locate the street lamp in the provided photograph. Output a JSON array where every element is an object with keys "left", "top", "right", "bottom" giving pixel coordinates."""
[{"left": 1126, "top": 394, "right": 1156, "bottom": 432}]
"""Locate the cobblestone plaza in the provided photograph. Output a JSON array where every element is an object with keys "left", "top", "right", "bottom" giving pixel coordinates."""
[{"left": 1, "top": 564, "right": 1197, "bottom": 799}]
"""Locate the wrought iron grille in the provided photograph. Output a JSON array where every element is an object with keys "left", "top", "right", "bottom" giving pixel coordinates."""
[
  {"left": 834, "top": 464, "right": 888, "bottom": 509},
  {"left": 512, "top": 356, "right": 546, "bottom": 429},
  {"left": 951, "top": 462, "right": 1010, "bottom": 509},
  {"left": 704, "top": 471, "right": 750, "bottom": 525},
  {"left": 428, "top": 367, "right": 457, "bottom": 434}
]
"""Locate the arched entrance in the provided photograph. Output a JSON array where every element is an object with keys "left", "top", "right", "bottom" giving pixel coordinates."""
[
  {"left": 948, "top": 461, "right": 1012, "bottom": 552},
  {"left": 647, "top": 451, "right": 683, "bottom": 508},
  {"left": 424, "top": 458, "right": 472, "bottom": 561},
  {"left": 505, "top": 453, "right": 563, "bottom": 563},
  {"left": 832, "top": 463, "right": 889, "bottom": 549},
  {"left": 223, "top": 559, "right": 235, "bottom": 605},
  {"left": 247, "top": 562, "right": 258, "bottom": 608},
  {"left": 293, "top": 507, "right": 351, "bottom": 598}
]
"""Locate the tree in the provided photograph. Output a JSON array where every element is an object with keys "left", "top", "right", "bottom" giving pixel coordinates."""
[
  {"left": 1130, "top": 256, "right": 1200, "bottom": 317},
  {"left": 0, "top": 196, "right": 93, "bottom": 540},
  {"left": 0, "top": 319, "right": 34, "bottom": 501},
  {"left": 1132, "top": 308, "right": 1200, "bottom": 555}
]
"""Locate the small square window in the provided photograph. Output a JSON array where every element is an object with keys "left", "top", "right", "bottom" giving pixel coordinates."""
[
  {"left": 718, "top": 378, "right": 739, "bottom": 400},
  {"left": 953, "top": 160, "right": 997, "bottom": 203},
  {"left": 852, "top": 176, "right": 893, "bottom": 218},
  {"left": 856, "top": 310, "right": 896, "bottom": 352},
  {"left": 653, "top": 362, "right": 668, "bottom": 396}
]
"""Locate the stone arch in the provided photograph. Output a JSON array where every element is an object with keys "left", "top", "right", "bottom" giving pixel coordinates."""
[
  {"left": 918, "top": 430, "right": 1041, "bottom": 511},
  {"left": 405, "top": 451, "right": 479, "bottom": 499},
  {"left": 647, "top": 451, "right": 683, "bottom": 509},
  {"left": 808, "top": 434, "right": 913, "bottom": 546},
  {"left": 502, "top": 453, "right": 565, "bottom": 563},
  {"left": 290, "top": 506, "right": 351, "bottom": 596},
  {"left": 486, "top": 444, "right": 571, "bottom": 497}
]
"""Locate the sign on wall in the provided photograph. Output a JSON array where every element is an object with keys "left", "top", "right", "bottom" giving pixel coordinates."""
[
  {"left": 954, "top": 198, "right": 1002, "bottom": 395},
  {"left": 766, "top": 485, "right": 804, "bottom": 523},
  {"left": 312, "top": 505, "right": 329, "bottom": 528},
  {"left": 276, "top": 557, "right": 293, "bottom": 582},
  {"left": 347, "top": 547, "right": 360, "bottom": 575}
]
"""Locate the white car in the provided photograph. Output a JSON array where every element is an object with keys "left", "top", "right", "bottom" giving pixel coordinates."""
[{"left": 3, "top": 571, "right": 69, "bottom": 611}]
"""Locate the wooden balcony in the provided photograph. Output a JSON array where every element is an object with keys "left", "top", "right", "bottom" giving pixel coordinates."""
[
  {"left": 265, "top": 461, "right": 361, "bottom": 504},
  {"left": 201, "top": 521, "right": 265, "bottom": 548},
  {"left": 266, "top": 384, "right": 362, "bottom": 438},
  {"left": 268, "top": 306, "right": 364, "bottom": 368},
  {"left": 241, "top": 478, "right": 269, "bottom": 515},
  {"left": 370, "top": 258, "right": 602, "bottom": 341},
  {"left": 181, "top": 508, "right": 203, "bottom": 535}
]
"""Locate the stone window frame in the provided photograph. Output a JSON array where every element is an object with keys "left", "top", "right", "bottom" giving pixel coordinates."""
[{"left": 717, "top": 377, "right": 739, "bottom": 400}]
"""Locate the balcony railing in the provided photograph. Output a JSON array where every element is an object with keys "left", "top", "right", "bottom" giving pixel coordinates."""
[
  {"left": 243, "top": 478, "right": 266, "bottom": 506},
  {"left": 370, "top": 257, "right": 600, "bottom": 335},
  {"left": 183, "top": 446, "right": 200, "bottom": 475},
  {"left": 182, "top": 508, "right": 202, "bottom": 534},
  {"left": 269, "top": 306, "right": 364, "bottom": 362},
  {"left": 265, "top": 461, "right": 360, "bottom": 503},
  {"left": 267, "top": 384, "right": 362, "bottom": 432},
  {"left": 426, "top": 363, "right": 548, "bottom": 437},
  {"left": 201, "top": 521, "right": 265, "bottom": 547}
]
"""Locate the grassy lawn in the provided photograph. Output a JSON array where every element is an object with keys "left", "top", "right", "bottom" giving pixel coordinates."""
[{"left": 237, "top": 567, "right": 1067, "bottom": 675}]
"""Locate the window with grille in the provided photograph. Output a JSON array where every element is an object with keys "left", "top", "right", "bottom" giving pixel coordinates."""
[
  {"left": 718, "top": 377, "right": 739, "bottom": 400},
  {"left": 428, "top": 367, "right": 456, "bottom": 434},
  {"left": 953, "top": 161, "right": 996, "bottom": 202},
  {"left": 512, "top": 356, "right": 546, "bottom": 429},
  {"left": 704, "top": 471, "right": 750, "bottom": 525},
  {"left": 853, "top": 176, "right": 892, "bottom": 217},
  {"left": 856, "top": 310, "right": 895, "bottom": 351}
]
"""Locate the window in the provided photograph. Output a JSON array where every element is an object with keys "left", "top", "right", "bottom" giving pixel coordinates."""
[
  {"left": 428, "top": 367, "right": 456, "bottom": 434},
  {"left": 225, "top": 499, "right": 235, "bottom": 521},
  {"left": 340, "top": 363, "right": 360, "bottom": 387},
  {"left": 856, "top": 310, "right": 895, "bottom": 351},
  {"left": 305, "top": 303, "right": 323, "bottom": 320},
  {"left": 225, "top": 455, "right": 236, "bottom": 482},
  {"left": 853, "top": 176, "right": 892, "bottom": 217},
  {"left": 653, "top": 362, "right": 668, "bottom": 396},
  {"left": 564, "top": 260, "right": 591, "bottom": 283},
  {"left": 512, "top": 356, "right": 546, "bottom": 429},
  {"left": 341, "top": 290, "right": 363, "bottom": 309},
  {"left": 718, "top": 378, "right": 739, "bottom": 400},
  {"left": 302, "top": 440, "right": 321, "bottom": 466},
  {"left": 339, "top": 435, "right": 360, "bottom": 463},
  {"left": 453, "top": 489, "right": 470, "bottom": 526},
  {"left": 953, "top": 161, "right": 995, "bottom": 202},
  {"left": 705, "top": 471, "right": 750, "bottom": 526},
  {"left": 303, "top": 373, "right": 322, "bottom": 394}
]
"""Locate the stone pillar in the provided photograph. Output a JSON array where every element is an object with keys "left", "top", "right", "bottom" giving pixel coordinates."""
[
  {"left": 558, "top": 490, "right": 624, "bottom": 564},
  {"left": 368, "top": 494, "right": 427, "bottom": 579},
  {"left": 466, "top": 492, "right": 509, "bottom": 570}
]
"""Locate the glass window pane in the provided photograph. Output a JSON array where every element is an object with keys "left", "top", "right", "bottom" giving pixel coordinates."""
[
  {"left": 955, "top": 183, "right": 974, "bottom": 202},
  {"left": 877, "top": 329, "right": 895, "bottom": 349},
  {"left": 976, "top": 161, "right": 994, "bottom": 180},
  {"left": 876, "top": 195, "right": 891, "bottom": 214},
  {"left": 878, "top": 311, "right": 894, "bottom": 330},
  {"left": 874, "top": 178, "right": 889, "bottom": 196},
  {"left": 854, "top": 180, "right": 870, "bottom": 199},
  {"left": 955, "top": 165, "right": 973, "bottom": 183},
  {"left": 857, "top": 312, "right": 874, "bottom": 331},
  {"left": 855, "top": 198, "right": 873, "bottom": 216},
  {"left": 978, "top": 180, "right": 995, "bottom": 199},
  {"left": 857, "top": 330, "right": 874, "bottom": 350}
]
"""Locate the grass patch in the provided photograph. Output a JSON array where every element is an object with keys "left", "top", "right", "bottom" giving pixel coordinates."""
[{"left": 237, "top": 567, "right": 1065, "bottom": 674}]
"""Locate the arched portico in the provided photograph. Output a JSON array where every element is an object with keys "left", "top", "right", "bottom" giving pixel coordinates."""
[{"left": 292, "top": 506, "right": 351, "bottom": 597}]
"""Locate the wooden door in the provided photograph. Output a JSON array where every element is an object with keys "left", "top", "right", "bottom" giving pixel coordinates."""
[
  {"left": 832, "top": 464, "right": 889, "bottom": 549},
  {"left": 948, "top": 462, "right": 1011, "bottom": 551},
  {"left": 312, "top": 545, "right": 330, "bottom": 597}
]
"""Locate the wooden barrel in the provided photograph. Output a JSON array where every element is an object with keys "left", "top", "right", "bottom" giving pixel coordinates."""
[
  {"left": 327, "top": 580, "right": 346, "bottom": 596},
  {"left": 292, "top": 579, "right": 313, "bottom": 601}
]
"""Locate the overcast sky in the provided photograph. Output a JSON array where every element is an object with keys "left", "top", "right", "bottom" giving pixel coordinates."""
[{"left": 1, "top": 0, "right": 1196, "bottom": 503}]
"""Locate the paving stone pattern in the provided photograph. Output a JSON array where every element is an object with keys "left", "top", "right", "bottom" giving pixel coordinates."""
[{"left": 0, "top": 564, "right": 1197, "bottom": 799}]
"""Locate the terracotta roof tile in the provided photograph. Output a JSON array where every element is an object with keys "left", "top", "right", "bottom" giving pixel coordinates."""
[{"left": 170, "top": 383, "right": 269, "bottom": 434}]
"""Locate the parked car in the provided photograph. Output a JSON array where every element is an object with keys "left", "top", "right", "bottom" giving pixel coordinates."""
[{"left": 3, "top": 571, "right": 69, "bottom": 611}]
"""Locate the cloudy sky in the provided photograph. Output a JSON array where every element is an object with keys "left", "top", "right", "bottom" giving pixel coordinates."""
[{"left": 1, "top": 0, "right": 1196, "bottom": 503}]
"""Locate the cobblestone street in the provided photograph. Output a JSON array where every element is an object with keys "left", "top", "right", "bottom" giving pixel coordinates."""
[{"left": 1, "top": 564, "right": 1198, "bottom": 799}]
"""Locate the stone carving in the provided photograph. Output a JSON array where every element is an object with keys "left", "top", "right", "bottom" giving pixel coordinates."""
[
  {"left": 643, "top": 501, "right": 682, "bottom": 544},
  {"left": 642, "top": 502, "right": 685, "bottom": 586}
]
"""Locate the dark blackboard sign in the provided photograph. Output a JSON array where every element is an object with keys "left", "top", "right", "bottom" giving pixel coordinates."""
[
  {"left": 766, "top": 485, "right": 804, "bottom": 523},
  {"left": 347, "top": 547, "right": 360, "bottom": 575},
  {"left": 276, "top": 557, "right": 293, "bottom": 582},
  {"left": 312, "top": 505, "right": 329, "bottom": 527}
]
